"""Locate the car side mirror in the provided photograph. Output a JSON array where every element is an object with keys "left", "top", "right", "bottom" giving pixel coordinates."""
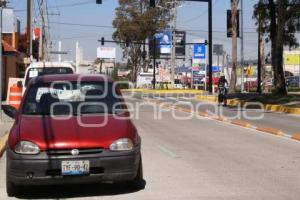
[
  {"left": 2, "top": 105, "right": 18, "bottom": 119},
  {"left": 17, "top": 81, "right": 23, "bottom": 88}
]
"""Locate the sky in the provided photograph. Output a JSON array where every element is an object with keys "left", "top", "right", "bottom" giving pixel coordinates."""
[{"left": 7, "top": 0, "right": 294, "bottom": 64}]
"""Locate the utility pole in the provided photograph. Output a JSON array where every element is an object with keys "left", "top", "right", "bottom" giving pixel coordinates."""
[
  {"left": 298, "top": 54, "right": 300, "bottom": 89},
  {"left": 58, "top": 41, "right": 62, "bottom": 62},
  {"left": 240, "top": 0, "right": 244, "bottom": 92},
  {"left": 76, "top": 42, "right": 80, "bottom": 73},
  {"left": 38, "top": 0, "right": 45, "bottom": 61},
  {"left": 171, "top": 1, "right": 177, "bottom": 88},
  {"left": 0, "top": 0, "right": 5, "bottom": 120},
  {"left": 208, "top": 0, "right": 213, "bottom": 93},
  {"left": 257, "top": 15, "right": 262, "bottom": 94},
  {"left": 27, "top": 0, "right": 33, "bottom": 59},
  {"left": 153, "top": 38, "right": 156, "bottom": 89}
]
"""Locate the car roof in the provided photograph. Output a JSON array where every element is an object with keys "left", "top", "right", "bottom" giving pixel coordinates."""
[
  {"left": 29, "top": 74, "right": 113, "bottom": 86},
  {"left": 27, "top": 62, "right": 74, "bottom": 69}
]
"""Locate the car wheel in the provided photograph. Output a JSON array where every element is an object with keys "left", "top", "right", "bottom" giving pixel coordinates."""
[{"left": 129, "top": 155, "right": 145, "bottom": 190}]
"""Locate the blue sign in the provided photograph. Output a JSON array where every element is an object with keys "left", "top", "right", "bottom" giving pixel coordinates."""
[
  {"left": 212, "top": 66, "right": 221, "bottom": 72},
  {"left": 193, "top": 44, "right": 206, "bottom": 59}
]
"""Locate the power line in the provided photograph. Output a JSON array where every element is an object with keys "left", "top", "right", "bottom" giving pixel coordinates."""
[
  {"left": 180, "top": 0, "right": 219, "bottom": 24},
  {"left": 50, "top": 21, "right": 113, "bottom": 29},
  {"left": 15, "top": 0, "right": 94, "bottom": 12},
  {"left": 49, "top": 21, "right": 259, "bottom": 34}
]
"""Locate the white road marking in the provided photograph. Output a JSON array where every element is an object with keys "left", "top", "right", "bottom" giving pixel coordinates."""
[{"left": 158, "top": 145, "right": 179, "bottom": 158}]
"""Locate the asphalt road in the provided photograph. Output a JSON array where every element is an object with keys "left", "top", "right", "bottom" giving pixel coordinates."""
[
  {"left": 1, "top": 98, "right": 300, "bottom": 199},
  {"left": 132, "top": 93, "right": 300, "bottom": 136}
]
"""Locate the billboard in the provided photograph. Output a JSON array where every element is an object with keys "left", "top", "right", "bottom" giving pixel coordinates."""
[
  {"left": 155, "top": 31, "right": 172, "bottom": 54},
  {"left": 97, "top": 47, "right": 116, "bottom": 59},
  {"left": 213, "top": 44, "right": 223, "bottom": 56},
  {"left": 153, "top": 31, "right": 186, "bottom": 56},
  {"left": 284, "top": 54, "right": 300, "bottom": 65},
  {"left": 175, "top": 31, "right": 186, "bottom": 56},
  {"left": 2, "top": 8, "right": 14, "bottom": 33}
]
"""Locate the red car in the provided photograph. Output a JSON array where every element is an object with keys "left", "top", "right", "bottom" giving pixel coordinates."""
[{"left": 2, "top": 74, "right": 143, "bottom": 197}]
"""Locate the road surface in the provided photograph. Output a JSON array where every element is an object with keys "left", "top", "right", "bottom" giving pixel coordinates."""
[
  {"left": 0, "top": 98, "right": 300, "bottom": 199},
  {"left": 133, "top": 93, "right": 300, "bottom": 136}
]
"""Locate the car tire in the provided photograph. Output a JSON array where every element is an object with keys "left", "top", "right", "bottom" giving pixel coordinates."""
[{"left": 128, "top": 154, "right": 145, "bottom": 190}]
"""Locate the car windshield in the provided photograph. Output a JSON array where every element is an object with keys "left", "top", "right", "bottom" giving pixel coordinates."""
[
  {"left": 22, "top": 81, "right": 124, "bottom": 116},
  {"left": 25, "top": 67, "right": 74, "bottom": 86}
]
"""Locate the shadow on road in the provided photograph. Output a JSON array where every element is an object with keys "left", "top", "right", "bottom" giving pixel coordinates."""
[{"left": 14, "top": 181, "right": 146, "bottom": 199}]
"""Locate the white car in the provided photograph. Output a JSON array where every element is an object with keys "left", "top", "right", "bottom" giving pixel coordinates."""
[{"left": 20, "top": 62, "right": 75, "bottom": 92}]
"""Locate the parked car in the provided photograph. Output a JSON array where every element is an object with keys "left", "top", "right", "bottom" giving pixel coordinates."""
[
  {"left": 2, "top": 74, "right": 143, "bottom": 196},
  {"left": 21, "top": 62, "right": 75, "bottom": 92}
]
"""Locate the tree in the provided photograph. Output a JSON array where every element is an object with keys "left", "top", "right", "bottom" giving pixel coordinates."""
[
  {"left": 229, "top": 0, "right": 240, "bottom": 93},
  {"left": 112, "top": 0, "right": 174, "bottom": 84},
  {"left": 254, "top": 0, "right": 300, "bottom": 95}
]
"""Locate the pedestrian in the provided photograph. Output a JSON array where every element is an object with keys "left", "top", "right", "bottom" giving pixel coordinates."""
[{"left": 218, "top": 75, "right": 229, "bottom": 106}]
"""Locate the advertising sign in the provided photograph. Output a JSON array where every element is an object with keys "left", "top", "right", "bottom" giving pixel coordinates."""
[
  {"left": 213, "top": 44, "right": 223, "bottom": 56},
  {"left": 97, "top": 47, "right": 116, "bottom": 59},
  {"left": 175, "top": 31, "right": 186, "bottom": 56},
  {"left": 193, "top": 43, "right": 207, "bottom": 68},
  {"left": 212, "top": 66, "right": 221, "bottom": 72},
  {"left": 284, "top": 54, "right": 300, "bottom": 65},
  {"left": 2, "top": 8, "right": 14, "bottom": 33},
  {"left": 155, "top": 31, "right": 172, "bottom": 54},
  {"left": 192, "top": 71, "right": 203, "bottom": 83},
  {"left": 193, "top": 44, "right": 206, "bottom": 59}
]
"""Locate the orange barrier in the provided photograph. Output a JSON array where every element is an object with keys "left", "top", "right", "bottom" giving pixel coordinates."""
[{"left": 8, "top": 84, "right": 22, "bottom": 109}]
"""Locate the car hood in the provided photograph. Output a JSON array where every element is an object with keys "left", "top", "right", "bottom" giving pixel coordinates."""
[{"left": 15, "top": 115, "right": 136, "bottom": 150}]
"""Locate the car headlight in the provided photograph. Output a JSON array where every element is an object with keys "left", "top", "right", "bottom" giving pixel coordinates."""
[
  {"left": 109, "top": 138, "right": 133, "bottom": 151},
  {"left": 15, "top": 141, "right": 40, "bottom": 155}
]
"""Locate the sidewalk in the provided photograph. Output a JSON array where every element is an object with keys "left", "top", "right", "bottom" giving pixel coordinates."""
[
  {"left": 0, "top": 112, "right": 13, "bottom": 136},
  {"left": 0, "top": 112, "right": 13, "bottom": 156}
]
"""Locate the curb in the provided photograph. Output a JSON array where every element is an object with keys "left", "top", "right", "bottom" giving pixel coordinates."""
[
  {"left": 148, "top": 100, "right": 300, "bottom": 143},
  {"left": 198, "top": 111, "right": 209, "bottom": 117},
  {"left": 0, "top": 132, "right": 8, "bottom": 157},
  {"left": 292, "top": 134, "right": 300, "bottom": 141},
  {"left": 212, "top": 116, "right": 226, "bottom": 122},
  {"left": 122, "top": 89, "right": 204, "bottom": 94},
  {"left": 231, "top": 120, "right": 252, "bottom": 128},
  {"left": 256, "top": 127, "right": 284, "bottom": 136},
  {"left": 194, "top": 94, "right": 300, "bottom": 116}
]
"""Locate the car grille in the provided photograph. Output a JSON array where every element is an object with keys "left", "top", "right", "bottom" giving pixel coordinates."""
[{"left": 47, "top": 148, "right": 103, "bottom": 156}]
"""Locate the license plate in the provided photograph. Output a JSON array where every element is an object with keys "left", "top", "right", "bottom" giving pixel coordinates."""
[{"left": 61, "top": 160, "right": 90, "bottom": 176}]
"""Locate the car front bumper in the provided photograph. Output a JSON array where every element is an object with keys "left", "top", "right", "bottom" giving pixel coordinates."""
[{"left": 6, "top": 147, "right": 140, "bottom": 186}]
